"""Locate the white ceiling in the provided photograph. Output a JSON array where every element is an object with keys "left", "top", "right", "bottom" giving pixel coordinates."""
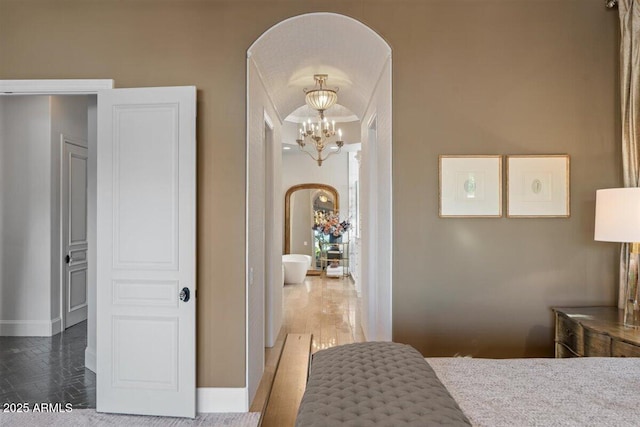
[
  {"left": 285, "top": 104, "right": 359, "bottom": 124},
  {"left": 248, "top": 13, "right": 391, "bottom": 122}
]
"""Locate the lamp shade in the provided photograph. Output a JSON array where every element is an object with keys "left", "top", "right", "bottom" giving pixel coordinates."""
[
  {"left": 594, "top": 188, "right": 640, "bottom": 243},
  {"left": 305, "top": 89, "right": 338, "bottom": 112}
]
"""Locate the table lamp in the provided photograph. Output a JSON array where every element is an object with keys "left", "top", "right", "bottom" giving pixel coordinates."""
[{"left": 594, "top": 188, "right": 640, "bottom": 328}]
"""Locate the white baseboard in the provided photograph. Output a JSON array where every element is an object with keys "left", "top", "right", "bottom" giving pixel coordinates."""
[
  {"left": 85, "top": 346, "right": 96, "bottom": 373},
  {"left": 0, "top": 319, "right": 60, "bottom": 336},
  {"left": 51, "top": 317, "right": 62, "bottom": 335},
  {"left": 197, "top": 387, "right": 248, "bottom": 413}
]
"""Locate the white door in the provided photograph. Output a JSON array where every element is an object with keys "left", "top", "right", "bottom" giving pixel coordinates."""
[
  {"left": 62, "top": 137, "right": 89, "bottom": 329},
  {"left": 96, "top": 87, "right": 196, "bottom": 418}
]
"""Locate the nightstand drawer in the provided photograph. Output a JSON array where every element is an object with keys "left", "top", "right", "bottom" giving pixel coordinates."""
[
  {"left": 583, "top": 329, "right": 611, "bottom": 356},
  {"left": 612, "top": 340, "right": 640, "bottom": 357},
  {"left": 556, "top": 314, "right": 583, "bottom": 355},
  {"left": 555, "top": 342, "right": 580, "bottom": 358}
]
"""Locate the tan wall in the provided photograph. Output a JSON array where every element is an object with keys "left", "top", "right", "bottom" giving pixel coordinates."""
[{"left": 0, "top": 0, "right": 620, "bottom": 386}]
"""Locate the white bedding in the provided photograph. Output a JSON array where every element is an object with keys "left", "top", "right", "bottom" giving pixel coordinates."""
[{"left": 427, "top": 357, "right": 640, "bottom": 427}]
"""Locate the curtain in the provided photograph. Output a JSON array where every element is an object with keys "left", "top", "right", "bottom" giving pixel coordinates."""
[{"left": 618, "top": 0, "right": 640, "bottom": 308}]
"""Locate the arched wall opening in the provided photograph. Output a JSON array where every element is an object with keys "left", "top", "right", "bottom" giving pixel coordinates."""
[{"left": 246, "top": 12, "right": 392, "bottom": 405}]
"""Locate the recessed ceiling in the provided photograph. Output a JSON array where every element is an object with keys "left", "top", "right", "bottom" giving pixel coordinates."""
[
  {"left": 248, "top": 13, "right": 391, "bottom": 122},
  {"left": 285, "top": 104, "right": 359, "bottom": 124}
]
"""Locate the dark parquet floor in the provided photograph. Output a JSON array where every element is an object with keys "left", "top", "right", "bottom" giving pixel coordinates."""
[{"left": 0, "top": 321, "right": 96, "bottom": 408}]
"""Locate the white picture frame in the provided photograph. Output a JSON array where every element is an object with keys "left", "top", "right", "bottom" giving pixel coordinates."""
[
  {"left": 439, "top": 155, "right": 503, "bottom": 218},
  {"left": 506, "top": 154, "right": 570, "bottom": 218}
]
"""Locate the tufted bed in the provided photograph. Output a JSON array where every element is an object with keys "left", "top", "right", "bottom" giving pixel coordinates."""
[
  {"left": 295, "top": 342, "right": 640, "bottom": 427},
  {"left": 296, "top": 342, "right": 470, "bottom": 426}
]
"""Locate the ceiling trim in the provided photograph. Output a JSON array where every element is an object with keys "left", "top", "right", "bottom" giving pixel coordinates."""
[{"left": 286, "top": 113, "right": 360, "bottom": 124}]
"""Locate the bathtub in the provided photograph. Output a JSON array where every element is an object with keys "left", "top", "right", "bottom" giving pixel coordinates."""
[{"left": 282, "top": 254, "right": 312, "bottom": 284}]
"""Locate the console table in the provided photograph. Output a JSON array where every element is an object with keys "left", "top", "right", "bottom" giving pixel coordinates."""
[{"left": 553, "top": 307, "right": 640, "bottom": 358}]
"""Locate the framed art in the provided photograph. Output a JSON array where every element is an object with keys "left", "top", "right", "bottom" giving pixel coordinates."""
[
  {"left": 439, "top": 155, "right": 502, "bottom": 217},
  {"left": 506, "top": 154, "right": 570, "bottom": 218}
]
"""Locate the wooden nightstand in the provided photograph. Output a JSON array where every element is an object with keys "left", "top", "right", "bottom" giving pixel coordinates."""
[{"left": 553, "top": 307, "right": 640, "bottom": 358}]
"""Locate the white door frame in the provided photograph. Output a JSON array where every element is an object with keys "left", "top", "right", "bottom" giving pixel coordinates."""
[
  {"left": 247, "top": 28, "right": 393, "bottom": 350},
  {"left": 364, "top": 115, "right": 379, "bottom": 340},
  {"left": 263, "top": 111, "right": 278, "bottom": 347},
  {"left": 0, "top": 79, "right": 113, "bottom": 368},
  {"left": 0, "top": 80, "right": 114, "bottom": 94}
]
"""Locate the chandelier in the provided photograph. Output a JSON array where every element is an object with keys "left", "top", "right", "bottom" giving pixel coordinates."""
[
  {"left": 296, "top": 74, "right": 344, "bottom": 166},
  {"left": 303, "top": 74, "right": 338, "bottom": 119}
]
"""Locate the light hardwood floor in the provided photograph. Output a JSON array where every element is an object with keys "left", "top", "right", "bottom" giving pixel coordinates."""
[{"left": 250, "top": 275, "right": 365, "bottom": 413}]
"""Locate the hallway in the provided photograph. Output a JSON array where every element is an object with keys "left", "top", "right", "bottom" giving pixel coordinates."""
[
  {"left": 282, "top": 275, "right": 365, "bottom": 353},
  {"left": 250, "top": 274, "right": 365, "bottom": 411}
]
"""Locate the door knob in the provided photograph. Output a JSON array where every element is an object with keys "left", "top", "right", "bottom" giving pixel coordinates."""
[
  {"left": 65, "top": 254, "right": 72, "bottom": 264},
  {"left": 179, "top": 287, "right": 190, "bottom": 302}
]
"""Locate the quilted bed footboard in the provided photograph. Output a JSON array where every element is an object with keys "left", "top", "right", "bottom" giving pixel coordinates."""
[{"left": 295, "top": 342, "right": 471, "bottom": 426}]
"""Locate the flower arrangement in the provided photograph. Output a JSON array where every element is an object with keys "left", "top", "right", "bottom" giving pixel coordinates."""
[{"left": 312, "top": 211, "right": 351, "bottom": 237}]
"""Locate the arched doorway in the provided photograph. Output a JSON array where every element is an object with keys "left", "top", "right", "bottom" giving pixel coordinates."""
[{"left": 246, "top": 12, "right": 392, "bottom": 404}]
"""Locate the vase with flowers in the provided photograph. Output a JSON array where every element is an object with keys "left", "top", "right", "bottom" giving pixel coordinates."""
[{"left": 312, "top": 211, "right": 351, "bottom": 243}]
